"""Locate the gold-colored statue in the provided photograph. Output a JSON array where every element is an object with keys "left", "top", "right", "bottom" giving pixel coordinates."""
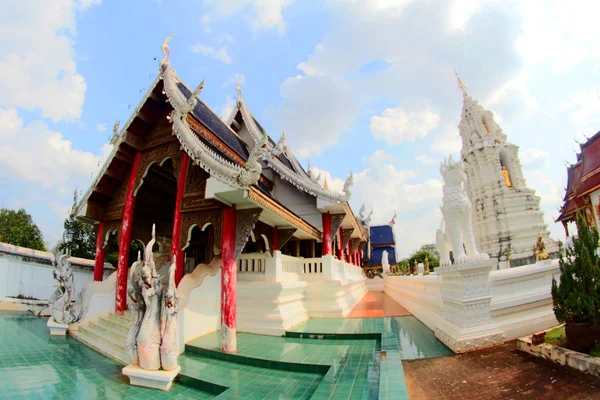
[
  {"left": 502, "top": 166, "right": 512, "bottom": 188},
  {"left": 534, "top": 232, "right": 549, "bottom": 261},
  {"left": 413, "top": 259, "right": 418, "bottom": 276},
  {"left": 424, "top": 256, "right": 430, "bottom": 275}
]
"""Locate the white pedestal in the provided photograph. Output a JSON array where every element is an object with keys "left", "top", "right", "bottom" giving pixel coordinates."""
[
  {"left": 122, "top": 365, "right": 180, "bottom": 391},
  {"left": 435, "top": 258, "right": 505, "bottom": 353},
  {"left": 47, "top": 318, "right": 69, "bottom": 336}
]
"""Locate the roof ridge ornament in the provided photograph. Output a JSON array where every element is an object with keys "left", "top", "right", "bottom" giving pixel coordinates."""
[
  {"left": 161, "top": 34, "right": 175, "bottom": 69},
  {"left": 454, "top": 69, "right": 468, "bottom": 97},
  {"left": 109, "top": 119, "right": 120, "bottom": 145},
  {"left": 179, "top": 78, "right": 205, "bottom": 115}
]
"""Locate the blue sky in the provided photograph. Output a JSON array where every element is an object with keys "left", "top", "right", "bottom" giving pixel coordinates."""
[{"left": 1, "top": 0, "right": 599, "bottom": 257}]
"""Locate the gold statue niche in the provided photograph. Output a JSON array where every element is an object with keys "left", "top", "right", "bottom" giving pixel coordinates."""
[
  {"left": 502, "top": 165, "right": 512, "bottom": 189},
  {"left": 534, "top": 232, "right": 549, "bottom": 261}
]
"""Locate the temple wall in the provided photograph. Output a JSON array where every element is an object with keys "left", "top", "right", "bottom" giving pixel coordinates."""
[
  {"left": 384, "top": 259, "right": 560, "bottom": 344},
  {"left": 272, "top": 176, "right": 322, "bottom": 229},
  {"left": 0, "top": 242, "right": 112, "bottom": 302}
]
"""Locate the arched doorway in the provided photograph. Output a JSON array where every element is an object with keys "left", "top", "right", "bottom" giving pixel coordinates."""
[{"left": 183, "top": 224, "right": 215, "bottom": 274}]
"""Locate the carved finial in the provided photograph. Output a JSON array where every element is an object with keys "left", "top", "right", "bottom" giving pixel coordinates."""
[
  {"left": 161, "top": 34, "right": 175, "bottom": 65},
  {"left": 324, "top": 177, "right": 329, "bottom": 190},
  {"left": 236, "top": 77, "right": 243, "bottom": 98},
  {"left": 390, "top": 210, "right": 397, "bottom": 225},
  {"left": 109, "top": 120, "right": 120, "bottom": 145},
  {"left": 180, "top": 79, "right": 205, "bottom": 115},
  {"left": 454, "top": 69, "right": 468, "bottom": 97},
  {"left": 306, "top": 158, "right": 312, "bottom": 177},
  {"left": 144, "top": 224, "right": 156, "bottom": 264}
]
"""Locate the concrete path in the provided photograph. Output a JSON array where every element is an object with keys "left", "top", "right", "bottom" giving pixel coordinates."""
[{"left": 347, "top": 291, "right": 412, "bottom": 318}]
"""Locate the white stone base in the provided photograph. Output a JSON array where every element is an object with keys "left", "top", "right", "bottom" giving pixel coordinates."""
[
  {"left": 122, "top": 365, "right": 181, "bottom": 391},
  {"left": 47, "top": 318, "right": 69, "bottom": 336},
  {"left": 435, "top": 318, "right": 505, "bottom": 353}
]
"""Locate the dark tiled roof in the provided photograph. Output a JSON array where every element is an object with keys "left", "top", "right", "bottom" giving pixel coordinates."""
[
  {"left": 177, "top": 82, "right": 249, "bottom": 162},
  {"left": 370, "top": 225, "right": 395, "bottom": 246},
  {"left": 365, "top": 246, "right": 397, "bottom": 266}
]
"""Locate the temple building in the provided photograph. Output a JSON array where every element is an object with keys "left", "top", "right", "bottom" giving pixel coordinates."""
[
  {"left": 556, "top": 130, "right": 600, "bottom": 235},
  {"left": 73, "top": 37, "right": 368, "bottom": 353},
  {"left": 362, "top": 222, "right": 398, "bottom": 278},
  {"left": 455, "top": 74, "right": 559, "bottom": 267}
]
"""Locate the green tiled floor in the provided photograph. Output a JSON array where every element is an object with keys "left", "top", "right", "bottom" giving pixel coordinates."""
[
  {"left": 0, "top": 311, "right": 213, "bottom": 400},
  {"left": 289, "top": 316, "right": 452, "bottom": 399},
  {"left": 186, "top": 332, "right": 380, "bottom": 399},
  {"left": 179, "top": 352, "right": 322, "bottom": 399}
]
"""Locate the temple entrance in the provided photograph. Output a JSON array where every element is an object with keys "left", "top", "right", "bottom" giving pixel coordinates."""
[
  {"left": 183, "top": 224, "right": 215, "bottom": 273},
  {"left": 130, "top": 159, "right": 178, "bottom": 265}
]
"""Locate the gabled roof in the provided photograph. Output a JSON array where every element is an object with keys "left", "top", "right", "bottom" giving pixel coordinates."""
[{"left": 557, "top": 130, "right": 600, "bottom": 222}]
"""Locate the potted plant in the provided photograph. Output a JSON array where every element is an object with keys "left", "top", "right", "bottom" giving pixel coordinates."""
[{"left": 551, "top": 213, "right": 600, "bottom": 352}]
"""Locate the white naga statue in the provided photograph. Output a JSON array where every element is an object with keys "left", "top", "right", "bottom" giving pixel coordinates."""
[
  {"left": 381, "top": 250, "right": 390, "bottom": 275},
  {"left": 49, "top": 249, "right": 84, "bottom": 324},
  {"left": 127, "top": 225, "right": 179, "bottom": 371},
  {"left": 436, "top": 155, "right": 489, "bottom": 266}
]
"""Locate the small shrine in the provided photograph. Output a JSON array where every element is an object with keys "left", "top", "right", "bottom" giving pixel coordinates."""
[{"left": 362, "top": 217, "right": 398, "bottom": 278}]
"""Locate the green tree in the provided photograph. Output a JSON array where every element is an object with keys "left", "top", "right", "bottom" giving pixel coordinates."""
[
  {"left": 552, "top": 213, "right": 600, "bottom": 325},
  {"left": 419, "top": 243, "right": 440, "bottom": 259},
  {"left": 408, "top": 248, "right": 440, "bottom": 271},
  {"left": 0, "top": 208, "right": 46, "bottom": 250},
  {"left": 58, "top": 213, "right": 96, "bottom": 259}
]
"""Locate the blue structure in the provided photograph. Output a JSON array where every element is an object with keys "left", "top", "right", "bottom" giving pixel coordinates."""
[{"left": 363, "top": 224, "right": 397, "bottom": 274}]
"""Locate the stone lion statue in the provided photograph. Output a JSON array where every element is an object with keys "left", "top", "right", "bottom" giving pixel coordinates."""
[{"left": 436, "top": 155, "right": 488, "bottom": 265}]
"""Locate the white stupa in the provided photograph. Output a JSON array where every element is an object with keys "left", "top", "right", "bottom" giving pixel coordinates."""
[{"left": 454, "top": 72, "right": 558, "bottom": 266}]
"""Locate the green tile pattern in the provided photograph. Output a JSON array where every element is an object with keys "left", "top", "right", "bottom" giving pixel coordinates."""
[
  {"left": 178, "top": 352, "right": 322, "bottom": 399},
  {"left": 289, "top": 316, "right": 452, "bottom": 399},
  {"left": 0, "top": 311, "right": 213, "bottom": 400}
]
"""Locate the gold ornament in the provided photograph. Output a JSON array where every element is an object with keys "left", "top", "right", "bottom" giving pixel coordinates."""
[
  {"left": 424, "top": 256, "right": 430, "bottom": 275},
  {"left": 502, "top": 166, "right": 512, "bottom": 188},
  {"left": 534, "top": 232, "right": 549, "bottom": 261}
]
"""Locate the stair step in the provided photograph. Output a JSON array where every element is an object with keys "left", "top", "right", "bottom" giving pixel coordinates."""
[
  {"left": 107, "top": 313, "right": 133, "bottom": 327},
  {"left": 71, "top": 330, "right": 128, "bottom": 365},
  {"left": 97, "top": 317, "right": 130, "bottom": 336},
  {"left": 89, "top": 320, "right": 127, "bottom": 342},
  {"left": 79, "top": 325, "right": 126, "bottom": 351}
]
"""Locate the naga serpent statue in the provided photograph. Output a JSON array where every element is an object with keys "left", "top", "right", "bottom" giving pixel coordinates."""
[
  {"left": 137, "top": 226, "right": 163, "bottom": 370},
  {"left": 160, "top": 256, "right": 179, "bottom": 370},
  {"left": 126, "top": 225, "right": 180, "bottom": 371},
  {"left": 125, "top": 252, "right": 144, "bottom": 365},
  {"left": 49, "top": 248, "right": 84, "bottom": 324},
  {"left": 436, "top": 155, "right": 489, "bottom": 266}
]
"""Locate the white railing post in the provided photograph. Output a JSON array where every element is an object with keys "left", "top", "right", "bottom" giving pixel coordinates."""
[
  {"left": 321, "top": 255, "right": 335, "bottom": 280},
  {"left": 265, "top": 251, "right": 282, "bottom": 282}
]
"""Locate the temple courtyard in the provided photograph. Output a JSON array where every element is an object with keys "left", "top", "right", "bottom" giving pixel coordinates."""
[{"left": 2, "top": 292, "right": 599, "bottom": 399}]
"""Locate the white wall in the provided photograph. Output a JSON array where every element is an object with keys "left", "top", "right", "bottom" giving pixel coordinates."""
[
  {"left": 384, "top": 260, "right": 561, "bottom": 342},
  {"left": 0, "top": 242, "right": 112, "bottom": 301}
]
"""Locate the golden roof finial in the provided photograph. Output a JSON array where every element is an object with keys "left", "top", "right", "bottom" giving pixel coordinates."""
[
  {"left": 454, "top": 69, "right": 468, "bottom": 97},
  {"left": 323, "top": 177, "right": 329, "bottom": 189}
]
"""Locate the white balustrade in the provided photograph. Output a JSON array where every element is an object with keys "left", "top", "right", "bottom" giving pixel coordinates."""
[{"left": 237, "top": 253, "right": 271, "bottom": 275}]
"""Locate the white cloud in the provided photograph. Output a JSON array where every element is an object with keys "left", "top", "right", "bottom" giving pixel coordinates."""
[
  {"left": 189, "top": 43, "right": 232, "bottom": 64},
  {"left": 370, "top": 106, "right": 440, "bottom": 145},
  {"left": 416, "top": 154, "right": 438, "bottom": 165},
  {"left": 0, "top": 108, "right": 22, "bottom": 140},
  {"left": 96, "top": 123, "right": 107, "bottom": 132},
  {"left": 269, "top": 74, "right": 358, "bottom": 157},
  {"left": 486, "top": 74, "right": 540, "bottom": 121},
  {"left": 560, "top": 86, "right": 600, "bottom": 139},
  {"left": 220, "top": 96, "right": 236, "bottom": 120},
  {"left": 0, "top": 1, "right": 98, "bottom": 122},
  {"left": 449, "top": 0, "right": 482, "bottom": 31},
  {"left": 0, "top": 119, "right": 110, "bottom": 189},
  {"left": 309, "top": 149, "right": 444, "bottom": 256},
  {"left": 201, "top": 0, "right": 294, "bottom": 34},
  {"left": 431, "top": 124, "right": 461, "bottom": 154},
  {"left": 77, "top": 0, "right": 102, "bottom": 9},
  {"left": 520, "top": 148, "right": 549, "bottom": 169}
]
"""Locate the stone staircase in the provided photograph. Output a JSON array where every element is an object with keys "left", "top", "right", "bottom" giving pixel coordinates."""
[{"left": 71, "top": 311, "right": 133, "bottom": 365}]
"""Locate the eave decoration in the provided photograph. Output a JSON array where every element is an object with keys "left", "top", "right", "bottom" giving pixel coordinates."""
[{"left": 159, "top": 35, "right": 267, "bottom": 191}]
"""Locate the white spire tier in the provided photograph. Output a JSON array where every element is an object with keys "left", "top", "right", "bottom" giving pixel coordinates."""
[{"left": 456, "top": 76, "right": 558, "bottom": 267}]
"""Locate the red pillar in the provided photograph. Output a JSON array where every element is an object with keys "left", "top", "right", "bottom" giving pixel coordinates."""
[
  {"left": 221, "top": 205, "right": 237, "bottom": 352},
  {"left": 354, "top": 250, "right": 359, "bottom": 266},
  {"left": 115, "top": 151, "right": 142, "bottom": 314},
  {"left": 346, "top": 241, "right": 352, "bottom": 264},
  {"left": 273, "top": 226, "right": 279, "bottom": 252},
  {"left": 322, "top": 212, "right": 332, "bottom": 255},
  {"left": 171, "top": 153, "right": 189, "bottom": 286},
  {"left": 336, "top": 228, "right": 343, "bottom": 260},
  {"left": 93, "top": 221, "right": 105, "bottom": 282}
]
